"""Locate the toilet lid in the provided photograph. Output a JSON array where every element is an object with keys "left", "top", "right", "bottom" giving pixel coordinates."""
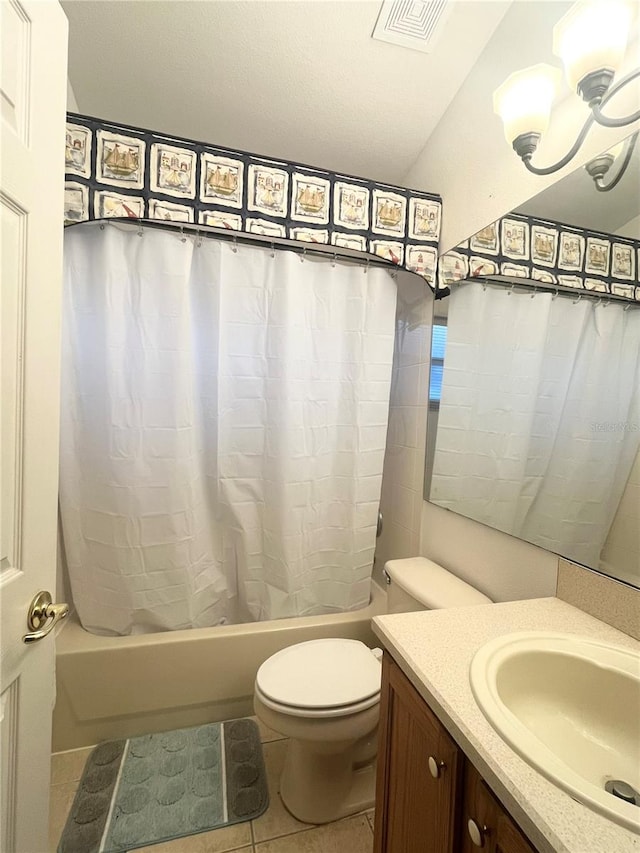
[{"left": 256, "top": 639, "right": 381, "bottom": 710}]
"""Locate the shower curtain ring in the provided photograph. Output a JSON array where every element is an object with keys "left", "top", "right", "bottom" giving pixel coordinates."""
[
  {"left": 137, "top": 221, "right": 143, "bottom": 237},
  {"left": 364, "top": 258, "right": 370, "bottom": 275},
  {"left": 530, "top": 286, "right": 537, "bottom": 298},
  {"left": 180, "top": 225, "right": 186, "bottom": 243},
  {"left": 232, "top": 236, "right": 238, "bottom": 253},
  {"left": 624, "top": 301, "right": 632, "bottom": 310},
  {"left": 270, "top": 242, "right": 275, "bottom": 258},
  {"left": 331, "top": 253, "right": 337, "bottom": 268},
  {"left": 508, "top": 283, "right": 515, "bottom": 295},
  {"left": 552, "top": 288, "right": 558, "bottom": 299},
  {"left": 300, "top": 247, "right": 306, "bottom": 263},
  {"left": 573, "top": 292, "right": 582, "bottom": 303}
]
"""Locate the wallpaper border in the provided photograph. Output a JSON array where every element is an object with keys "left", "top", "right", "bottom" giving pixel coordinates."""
[
  {"left": 439, "top": 212, "right": 640, "bottom": 301},
  {"left": 64, "top": 113, "right": 442, "bottom": 286}
]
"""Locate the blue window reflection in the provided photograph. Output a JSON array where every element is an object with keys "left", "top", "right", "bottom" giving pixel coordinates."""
[{"left": 429, "top": 323, "right": 447, "bottom": 403}]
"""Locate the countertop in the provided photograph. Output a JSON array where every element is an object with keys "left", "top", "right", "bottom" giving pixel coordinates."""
[{"left": 372, "top": 597, "right": 640, "bottom": 853}]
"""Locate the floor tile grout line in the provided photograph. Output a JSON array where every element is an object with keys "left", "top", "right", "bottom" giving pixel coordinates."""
[
  {"left": 253, "top": 800, "right": 375, "bottom": 843},
  {"left": 254, "top": 812, "right": 370, "bottom": 846},
  {"left": 253, "top": 818, "right": 318, "bottom": 845},
  {"left": 50, "top": 748, "right": 96, "bottom": 789}
]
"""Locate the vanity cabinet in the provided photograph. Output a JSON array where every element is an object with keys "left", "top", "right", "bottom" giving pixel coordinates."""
[
  {"left": 461, "top": 761, "right": 537, "bottom": 853},
  {"left": 374, "top": 654, "right": 538, "bottom": 853},
  {"left": 373, "top": 650, "right": 462, "bottom": 852}
]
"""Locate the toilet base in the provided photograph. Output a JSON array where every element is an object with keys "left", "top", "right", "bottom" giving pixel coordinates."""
[
  {"left": 253, "top": 693, "right": 379, "bottom": 825},
  {"left": 279, "top": 735, "right": 377, "bottom": 824}
]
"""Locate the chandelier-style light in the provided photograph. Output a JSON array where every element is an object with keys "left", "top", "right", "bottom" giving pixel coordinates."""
[{"left": 493, "top": 0, "right": 640, "bottom": 190}]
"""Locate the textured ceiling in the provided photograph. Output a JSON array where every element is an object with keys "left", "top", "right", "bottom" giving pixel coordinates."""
[{"left": 62, "top": 0, "right": 511, "bottom": 186}]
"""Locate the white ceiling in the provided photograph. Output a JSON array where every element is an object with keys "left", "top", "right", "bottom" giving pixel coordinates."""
[{"left": 62, "top": 0, "right": 511, "bottom": 186}]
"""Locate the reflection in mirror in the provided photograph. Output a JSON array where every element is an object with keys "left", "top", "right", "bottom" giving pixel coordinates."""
[{"left": 425, "top": 135, "right": 640, "bottom": 589}]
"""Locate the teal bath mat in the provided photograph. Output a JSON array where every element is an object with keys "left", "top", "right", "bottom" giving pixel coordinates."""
[{"left": 57, "top": 718, "right": 269, "bottom": 853}]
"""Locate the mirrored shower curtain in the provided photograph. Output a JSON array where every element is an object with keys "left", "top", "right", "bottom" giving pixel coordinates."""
[
  {"left": 430, "top": 283, "right": 640, "bottom": 568},
  {"left": 59, "top": 223, "right": 397, "bottom": 635}
]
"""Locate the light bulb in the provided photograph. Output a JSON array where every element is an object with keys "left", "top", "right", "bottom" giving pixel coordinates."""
[
  {"left": 493, "top": 64, "right": 561, "bottom": 145},
  {"left": 553, "top": 0, "right": 632, "bottom": 92}
]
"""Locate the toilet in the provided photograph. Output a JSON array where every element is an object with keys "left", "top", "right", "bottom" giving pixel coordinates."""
[{"left": 253, "top": 557, "right": 492, "bottom": 824}]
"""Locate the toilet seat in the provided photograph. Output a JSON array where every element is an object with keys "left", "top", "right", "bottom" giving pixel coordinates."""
[
  {"left": 255, "top": 638, "right": 381, "bottom": 719},
  {"left": 254, "top": 682, "right": 380, "bottom": 718}
]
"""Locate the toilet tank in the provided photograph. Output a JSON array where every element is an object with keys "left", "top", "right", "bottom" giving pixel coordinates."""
[{"left": 384, "top": 557, "right": 492, "bottom": 613}]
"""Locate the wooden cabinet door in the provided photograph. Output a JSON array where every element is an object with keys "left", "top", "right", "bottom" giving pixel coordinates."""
[
  {"left": 374, "top": 655, "right": 462, "bottom": 853},
  {"left": 461, "top": 761, "right": 537, "bottom": 853}
]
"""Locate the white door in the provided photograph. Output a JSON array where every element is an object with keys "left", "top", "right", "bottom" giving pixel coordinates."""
[{"left": 1, "top": 0, "right": 68, "bottom": 850}]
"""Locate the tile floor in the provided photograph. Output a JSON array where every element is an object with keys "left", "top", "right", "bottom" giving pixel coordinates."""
[{"left": 49, "top": 718, "right": 375, "bottom": 853}]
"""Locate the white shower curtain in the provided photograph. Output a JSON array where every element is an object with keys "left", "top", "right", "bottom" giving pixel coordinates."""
[
  {"left": 431, "top": 283, "right": 640, "bottom": 567},
  {"left": 59, "top": 223, "right": 396, "bottom": 635}
]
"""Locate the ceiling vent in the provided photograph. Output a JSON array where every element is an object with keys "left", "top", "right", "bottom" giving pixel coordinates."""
[{"left": 372, "top": 0, "right": 452, "bottom": 53}]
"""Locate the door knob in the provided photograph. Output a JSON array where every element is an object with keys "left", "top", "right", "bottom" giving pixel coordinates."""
[{"left": 23, "top": 591, "right": 69, "bottom": 643}]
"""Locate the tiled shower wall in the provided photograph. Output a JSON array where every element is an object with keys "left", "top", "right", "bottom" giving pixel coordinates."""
[{"left": 373, "top": 271, "right": 433, "bottom": 585}]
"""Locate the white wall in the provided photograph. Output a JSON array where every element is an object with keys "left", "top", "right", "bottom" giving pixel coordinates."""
[
  {"left": 419, "top": 501, "right": 558, "bottom": 602},
  {"left": 618, "top": 212, "right": 640, "bottom": 240},
  {"left": 404, "top": 1, "right": 640, "bottom": 251},
  {"left": 67, "top": 77, "right": 78, "bottom": 111}
]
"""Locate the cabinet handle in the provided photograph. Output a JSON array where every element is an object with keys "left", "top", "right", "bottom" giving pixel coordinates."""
[
  {"left": 467, "top": 819, "right": 489, "bottom": 847},
  {"left": 428, "top": 756, "right": 446, "bottom": 779}
]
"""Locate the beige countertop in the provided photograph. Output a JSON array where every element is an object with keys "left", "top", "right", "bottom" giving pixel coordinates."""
[{"left": 372, "top": 597, "right": 640, "bottom": 853}]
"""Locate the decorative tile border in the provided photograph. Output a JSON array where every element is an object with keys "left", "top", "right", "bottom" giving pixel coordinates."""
[
  {"left": 439, "top": 212, "right": 640, "bottom": 301},
  {"left": 64, "top": 113, "right": 442, "bottom": 287}
]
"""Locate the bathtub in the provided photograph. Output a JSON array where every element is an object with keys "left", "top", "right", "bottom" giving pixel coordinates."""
[{"left": 52, "top": 581, "right": 387, "bottom": 751}]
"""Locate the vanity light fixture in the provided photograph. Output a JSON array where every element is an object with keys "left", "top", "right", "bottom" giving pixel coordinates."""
[
  {"left": 493, "top": 0, "right": 640, "bottom": 190},
  {"left": 584, "top": 134, "right": 639, "bottom": 191}
]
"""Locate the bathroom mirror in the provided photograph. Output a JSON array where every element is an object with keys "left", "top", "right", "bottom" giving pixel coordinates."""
[{"left": 424, "top": 135, "right": 640, "bottom": 589}]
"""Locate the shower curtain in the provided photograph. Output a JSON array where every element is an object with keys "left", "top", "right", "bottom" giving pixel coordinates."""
[
  {"left": 430, "top": 283, "right": 640, "bottom": 567},
  {"left": 59, "top": 223, "right": 397, "bottom": 635}
]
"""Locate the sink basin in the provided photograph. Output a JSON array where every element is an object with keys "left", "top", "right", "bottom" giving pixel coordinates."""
[{"left": 470, "top": 632, "right": 640, "bottom": 834}]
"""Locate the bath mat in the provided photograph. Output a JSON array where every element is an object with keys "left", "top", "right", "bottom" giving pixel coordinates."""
[{"left": 57, "top": 718, "right": 269, "bottom": 853}]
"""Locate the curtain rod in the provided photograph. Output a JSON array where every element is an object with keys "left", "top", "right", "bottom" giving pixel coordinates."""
[
  {"left": 73, "top": 217, "right": 405, "bottom": 277},
  {"left": 460, "top": 274, "right": 639, "bottom": 308}
]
